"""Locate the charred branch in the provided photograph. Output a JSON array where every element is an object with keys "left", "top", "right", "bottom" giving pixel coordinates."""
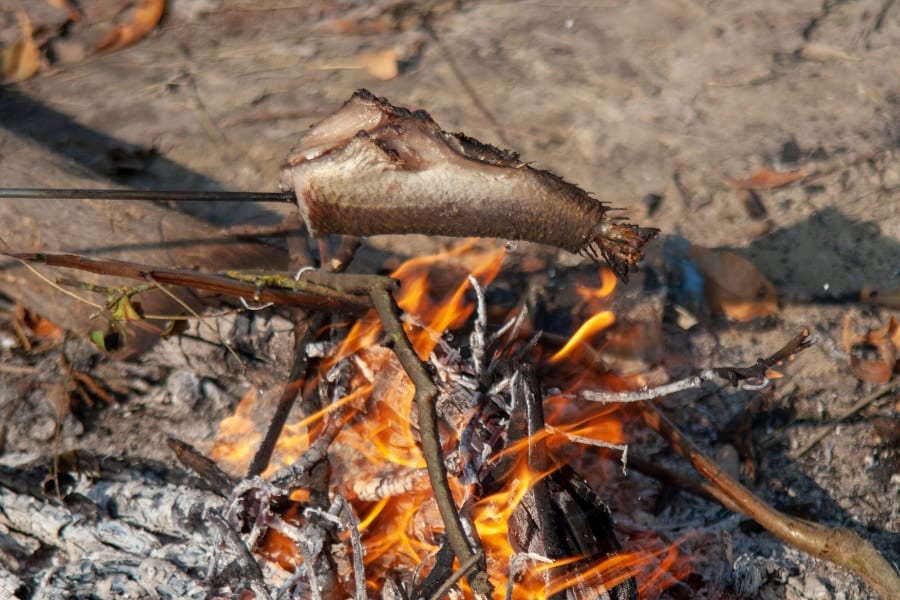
[
  {"left": 166, "top": 437, "right": 237, "bottom": 496},
  {"left": 369, "top": 279, "right": 493, "bottom": 596}
]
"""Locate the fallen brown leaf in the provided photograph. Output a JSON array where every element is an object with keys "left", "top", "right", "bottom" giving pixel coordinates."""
[
  {"left": 14, "top": 305, "right": 64, "bottom": 351},
  {"left": 359, "top": 48, "right": 399, "bottom": 80},
  {"left": 1, "top": 10, "right": 40, "bottom": 83},
  {"left": 861, "top": 288, "right": 900, "bottom": 309},
  {"left": 726, "top": 168, "right": 806, "bottom": 190},
  {"left": 842, "top": 314, "right": 899, "bottom": 384},
  {"left": 97, "top": 0, "right": 165, "bottom": 52},
  {"left": 690, "top": 245, "right": 778, "bottom": 321},
  {"left": 797, "top": 43, "right": 858, "bottom": 62}
]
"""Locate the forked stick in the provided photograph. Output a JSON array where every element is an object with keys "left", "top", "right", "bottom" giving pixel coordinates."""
[{"left": 369, "top": 281, "right": 493, "bottom": 596}]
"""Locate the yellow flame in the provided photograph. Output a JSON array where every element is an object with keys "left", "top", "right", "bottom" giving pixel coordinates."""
[
  {"left": 577, "top": 267, "right": 617, "bottom": 304},
  {"left": 209, "top": 244, "right": 691, "bottom": 598},
  {"left": 549, "top": 310, "right": 616, "bottom": 363},
  {"left": 210, "top": 388, "right": 261, "bottom": 469},
  {"left": 548, "top": 267, "right": 619, "bottom": 364}
]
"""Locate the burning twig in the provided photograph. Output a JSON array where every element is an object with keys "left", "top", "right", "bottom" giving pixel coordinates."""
[
  {"left": 167, "top": 437, "right": 237, "bottom": 496},
  {"left": 578, "top": 330, "right": 899, "bottom": 596},
  {"left": 247, "top": 377, "right": 307, "bottom": 478},
  {"left": 248, "top": 232, "right": 364, "bottom": 479},
  {"left": 545, "top": 424, "right": 629, "bottom": 473},
  {"left": 578, "top": 331, "right": 896, "bottom": 597},
  {"left": 311, "top": 494, "right": 367, "bottom": 600},
  {"left": 369, "top": 279, "right": 493, "bottom": 596},
  {"left": 427, "top": 550, "right": 487, "bottom": 600},
  {"left": 270, "top": 402, "right": 349, "bottom": 490},
  {"left": 638, "top": 402, "right": 900, "bottom": 599},
  {"left": 503, "top": 365, "right": 638, "bottom": 599}
]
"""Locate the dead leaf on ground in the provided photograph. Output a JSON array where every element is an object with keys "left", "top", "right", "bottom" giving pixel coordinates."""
[
  {"left": 359, "top": 48, "right": 399, "bottom": 80},
  {"left": 690, "top": 245, "right": 778, "bottom": 321},
  {"left": 861, "top": 288, "right": 900, "bottom": 310},
  {"left": 14, "top": 305, "right": 64, "bottom": 351},
  {"left": 842, "top": 314, "right": 900, "bottom": 384},
  {"left": 726, "top": 168, "right": 806, "bottom": 190},
  {"left": 797, "top": 43, "right": 858, "bottom": 63},
  {"left": 1, "top": 10, "right": 40, "bottom": 83},
  {"left": 97, "top": 0, "right": 165, "bottom": 52}
]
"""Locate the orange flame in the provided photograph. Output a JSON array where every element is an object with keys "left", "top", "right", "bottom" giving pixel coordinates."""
[
  {"left": 210, "top": 245, "right": 691, "bottom": 598},
  {"left": 210, "top": 387, "right": 263, "bottom": 468},
  {"left": 549, "top": 310, "right": 616, "bottom": 363},
  {"left": 549, "top": 267, "right": 619, "bottom": 363},
  {"left": 578, "top": 266, "right": 618, "bottom": 304}
]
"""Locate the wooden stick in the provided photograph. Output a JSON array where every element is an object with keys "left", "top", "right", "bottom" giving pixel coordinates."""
[
  {"left": 7, "top": 252, "right": 371, "bottom": 313},
  {"left": 638, "top": 403, "right": 900, "bottom": 599},
  {"left": 369, "top": 280, "right": 493, "bottom": 596},
  {"left": 0, "top": 188, "right": 294, "bottom": 203}
]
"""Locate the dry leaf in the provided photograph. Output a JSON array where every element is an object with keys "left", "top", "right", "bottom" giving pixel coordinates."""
[
  {"left": 726, "top": 168, "right": 806, "bottom": 190},
  {"left": 690, "top": 245, "right": 778, "bottom": 321},
  {"left": 797, "top": 43, "right": 857, "bottom": 62},
  {"left": 359, "top": 48, "right": 399, "bottom": 80},
  {"left": 97, "top": 0, "right": 165, "bottom": 52},
  {"left": 861, "top": 288, "right": 900, "bottom": 310},
  {"left": 842, "top": 314, "right": 899, "bottom": 384},
  {"left": 14, "top": 305, "right": 64, "bottom": 350},
  {"left": 1, "top": 10, "right": 40, "bottom": 83}
]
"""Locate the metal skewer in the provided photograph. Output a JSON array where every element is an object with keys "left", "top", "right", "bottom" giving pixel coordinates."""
[{"left": 0, "top": 188, "right": 296, "bottom": 203}]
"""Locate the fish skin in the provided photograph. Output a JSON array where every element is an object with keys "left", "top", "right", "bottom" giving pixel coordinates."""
[{"left": 281, "top": 90, "right": 657, "bottom": 281}]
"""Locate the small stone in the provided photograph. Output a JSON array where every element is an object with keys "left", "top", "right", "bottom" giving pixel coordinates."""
[
  {"left": 803, "top": 575, "right": 830, "bottom": 599},
  {"left": 715, "top": 443, "right": 741, "bottom": 480},
  {"left": 778, "top": 138, "right": 802, "bottom": 167},
  {"left": 48, "top": 38, "right": 87, "bottom": 65},
  {"left": 29, "top": 415, "right": 57, "bottom": 441},
  {"left": 642, "top": 192, "right": 664, "bottom": 216}
]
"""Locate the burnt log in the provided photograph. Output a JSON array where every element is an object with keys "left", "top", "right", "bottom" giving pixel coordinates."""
[{"left": 0, "top": 452, "right": 278, "bottom": 598}]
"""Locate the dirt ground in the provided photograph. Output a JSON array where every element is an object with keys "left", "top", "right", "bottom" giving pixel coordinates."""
[{"left": 0, "top": 1, "right": 898, "bottom": 598}]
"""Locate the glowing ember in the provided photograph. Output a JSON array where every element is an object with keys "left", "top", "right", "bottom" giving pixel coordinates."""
[
  {"left": 211, "top": 242, "right": 688, "bottom": 598},
  {"left": 211, "top": 388, "right": 263, "bottom": 468}
]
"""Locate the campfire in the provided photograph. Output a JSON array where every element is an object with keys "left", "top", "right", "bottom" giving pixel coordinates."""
[
  {"left": 205, "top": 241, "right": 684, "bottom": 599},
  {"left": 0, "top": 91, "right": 896, "bottom": 599}
]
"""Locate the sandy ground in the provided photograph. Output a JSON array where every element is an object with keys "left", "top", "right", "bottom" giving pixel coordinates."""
[{"left": 0, "top": 1, "right": 898, "bottom": 598}]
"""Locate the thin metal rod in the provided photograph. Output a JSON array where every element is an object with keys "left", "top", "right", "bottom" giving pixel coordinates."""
[{"left": 0, "top": 188, "right": 296, "bottom": 203}]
